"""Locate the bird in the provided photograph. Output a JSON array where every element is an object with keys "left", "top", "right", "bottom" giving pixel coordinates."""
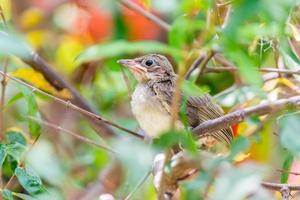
[{"left": 117, "top": 54, "right": 233, "bottom": 145}]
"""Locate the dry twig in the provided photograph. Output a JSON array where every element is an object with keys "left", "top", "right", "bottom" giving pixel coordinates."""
[
  {"left": 118, "top": 0, "right": 171, "bottom": 31},
  {"left": 0, "top": 70, "right": 142, "bottom": 139},
  {"left": 192, "top": 95, "right": 300, "bottom": 137},
  {"left": 204, "top": 66, "right": 300, "bottom": 75},
  {"left": 29, "top": 117, "right": 115, "bottom": 153},
  {"left": 22, "top": 52, "right": 115, "bottom": 137}
]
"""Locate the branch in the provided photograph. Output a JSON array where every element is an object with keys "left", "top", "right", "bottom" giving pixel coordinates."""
[
  {"left": 75, "top": 161, "right": 123, "bottom": 200},
  {"left": 192, "top": 95, "right": 300, "bottom": 137},
  {"left": 0, "top": 4, "right": 8, "bottom": 140},
  {"left": 185, "top": 54, "right": 206, "bottom": 79},
  {"left": 277, "top": 169, "right": 300, "bottom": 176},
  {"left": 22, "top": 52, "right": 115, "bottom": 137},
  {"left": 261, "top": 182, "right": 300, "bottom": 191},
  {"left": 185, "top": 51, "right": 215, "bottom": 79},
  {"left": 118, "top": 0, "right": 171, "bottom": 31},
  {"left": 152, "top": 152, "right": 202, "bottom": 199},
  {"left": 29, "top": 117, "right": 115, "bottom": 153},
  {"left": 0, "top": 70, "right": 143, "bottom": 139},
  {"left": 204, "top": 66, "right": 300, "bottom": 75}
]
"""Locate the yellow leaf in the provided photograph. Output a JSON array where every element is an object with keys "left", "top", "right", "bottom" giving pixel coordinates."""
[
  {"left": 248, "top": 122, "right": 273, "bottom": 162},
  {"left": 26, "top": 30, "right": 48, "bottom": 49},
  {"left": 20, "top": 8, "right": 44, "bottom": 29},
  {"left": 0, "top": 0, "right": 11, "bottom": 21},
  {"left": 289, "top": 23, "right": 300, "bottom": 42},
  {"left": 234, "top": 152, "right": 250, "bottom": 162},
  {"left": 55, "top": 36, "right": 84, "bottom": 74},
  {"left": 12, "top": 68, "right": 72, "bottom": 99},
  {"left": 278, "top": 77, "right": 299, "bottom": 91}
]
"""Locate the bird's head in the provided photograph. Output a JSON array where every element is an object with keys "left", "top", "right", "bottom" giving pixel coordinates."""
[{"left": 117, "top": 54, "right": 175, "bottom": 83}]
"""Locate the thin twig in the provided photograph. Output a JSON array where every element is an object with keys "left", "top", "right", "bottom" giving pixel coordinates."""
[
  {"left": 192, "top": 95, "right": 300, "bottom": 137},
  {"left": 195, "top": 51, "right": 215, "bottom": 82},
  {"left": 0, "top": 4, "right": 8, "bottom": 192},
  {"left": 216, "top": 0, "right": 233, "bottom": 7},
  {"left": 261, "top": 182, "right": 300, "bottom": 191},
  {"left": 277, "top": 169, "right": 300, "bottom": 176},
  {"left": 185, "top": 54, "right": 206, "bottom": 79},
  {"left": 157, "top": 149, "right": 172, "bottom": 200},
  {"left": 124, "top": 170, "right": 151, "bottom": 200},
  {"left": 76, "top": 161, "right": 122, "bottom": 200},
  {"left": 0, "top": 5, "right": 7, "bottom": 27},
  {"left": 22, "top": 51, "right": 115, "bottom": 137},
  {"left": 0, "top": 58, "right": 8, "bottom": 135},
  {"left": 204, "top": 66, "right": 300, "bottom": 75},
  {"left": 0, "top": 70, "right": 143, "bottom": 139},
  {"left": 120, "top": 66, "right": 132, "bottom": 98},
  {"left": 0, "top": 3, "right": 8, "bottom": 137},
  {"left": 118, "top": 0, "right": 171, "bottom": 31},
  {"left": 185, "top": 51, "right": 215, "bottom": 80},
  {"left": 28, "top": 117, "right": 115, "bottom": 154}
]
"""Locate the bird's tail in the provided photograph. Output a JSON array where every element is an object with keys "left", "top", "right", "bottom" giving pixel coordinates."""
[{"left": 187, "top": 94, "right": 233, "bottom": 145}]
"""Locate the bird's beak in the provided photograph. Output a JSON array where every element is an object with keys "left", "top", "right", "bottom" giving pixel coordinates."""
[{"left": 117, "top": 59, "right": 147, "bottom": 74}]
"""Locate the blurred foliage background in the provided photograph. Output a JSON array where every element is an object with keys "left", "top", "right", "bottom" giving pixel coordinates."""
[{"left": 0, "top": 0, "right": 300, "bottom": 199}]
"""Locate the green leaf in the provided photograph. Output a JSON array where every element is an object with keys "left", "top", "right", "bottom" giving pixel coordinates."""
[
  {"left": 5, "top": 143, "right": 26, "bottom": 162},
  {"left": 154, "top": 130, "right": 198, "bottom": 153},
  {"left": 0, "top": 31, "right": 31, "bottom": 59},
  {"left": 227, "top": 49, "right": 263, "bottom": 87},
  {"left": 19, "top": 86, "right": 41, "bottom": 136},
  {"left": 77, "top": 40, "right": 182, "bottom": 63},
  {"left": 5, "top": 130, "right": 27, "bottom": 146},
  {"left": 169, "top": 16, "right": 204, "bottom": 50},
  {"left": 279, "top": 113, "right": 300, "bottom": 157},
  {"left": 112, "top": 137, "right": 156, "bottom": 190},
  {"left": 12, "top": 193, "right": 37, "bottom": 200},
  {"left": 0, "top": 145, "right": 7, "bottom": 168},
  {"left": 211, "top": 163, "right": 272, "bottom": 200},
  {"left": 228, "top": 136, "right": 250, "bottom": 161},
  {"left": 7, "top": 92, "right": 24, "bottom": 107},
  {"left": 2, "top": 189, "right": 14, "bottom": 200},
  {"left": 15, "top": 167, "right": 43, "bottom": 195},
  {"left": 280, "top": 151, "right": 294, "bottom": 183},
  {"left": 182, "top": 80, "right": 207, "bottom": 97}
]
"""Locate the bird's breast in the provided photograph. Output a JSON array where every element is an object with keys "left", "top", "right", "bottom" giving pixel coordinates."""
[{"left": 131, "top": 84, "right": 172, "bottom": 137}]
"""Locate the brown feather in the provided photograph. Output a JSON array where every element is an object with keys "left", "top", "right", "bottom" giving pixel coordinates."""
[{"left": 149, "top": 78, "right": 233, "bottom": 144}]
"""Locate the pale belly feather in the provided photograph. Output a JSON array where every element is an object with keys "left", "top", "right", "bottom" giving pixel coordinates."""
[{"left": 131, "top": 84, "right": 172, "bottom": 137}]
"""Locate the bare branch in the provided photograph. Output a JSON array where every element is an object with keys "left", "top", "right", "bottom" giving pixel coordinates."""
[
  {"left": 185, "top": 54, "right": 206, "bottom": 79},
  {"left": 75, "top": 161, "right": 122, "bottom": 200},
  {"left": 192, "top": 95, "right": 300, "bottom": 137},
  {"left": 0, "top": 70, "right": 143, "bottom": 139},
  {"left": 0, "top": 58, "right": 8, "bottom": 135},
  {"left": 0, "top": 4, "right": 9, "bottom": 190},
  {"left": 204, "top": 66, "right": 300, "bottom": 75},
  {"left": 118, "top": 0, "right": 171, "bottom": 31},
  {"left": 120, "top": 66, "right": 132, "bottom": 98},
  {"left": 277, "top": 169, "right": 300, "bottom": 176},
  {"left": 29, "top": 117, "right": 115, "bottom": 153},
  {"left": 22, "top": 52, "right": 115, "bottom": 137},
  {"left": 124, "top": 170, "right": 151, "bottom": 200},
  {"left": 0, "top": 4, "right": 8, "bottom": 139},
  {"left": 261, "top": 182, "right": 300, "bottom": 191},
  {"left": 185, "top": 51, "right": 215, "bottom": 80}
]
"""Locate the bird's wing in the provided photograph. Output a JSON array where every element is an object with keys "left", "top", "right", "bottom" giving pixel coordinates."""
[
  {"left": 187, "top": 94, "right": 233, "bottom": 144},
  {"left": 151, "top": 79, "right": 175, "bottom": 114},
  {"left": 151, "top": 80, "right": 233, "bottom": 144}
]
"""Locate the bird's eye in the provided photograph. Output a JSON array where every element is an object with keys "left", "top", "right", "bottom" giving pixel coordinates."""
[{"left": 145, "top": 59, "right": 154, "bottom": 66}]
